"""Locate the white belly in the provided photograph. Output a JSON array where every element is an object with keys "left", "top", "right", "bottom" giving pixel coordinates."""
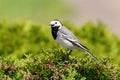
[{"left": 56, "top": 37, "right": 74, "bottom": 49}]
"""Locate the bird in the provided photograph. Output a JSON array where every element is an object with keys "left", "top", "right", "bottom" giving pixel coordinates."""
[{"left": 49, "top": 19, "right": 102, "bottom": 64}]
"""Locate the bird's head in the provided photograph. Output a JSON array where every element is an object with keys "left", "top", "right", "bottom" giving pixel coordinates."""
[{"left": 50, "top": 19, "right": 63, "bottom": 28}]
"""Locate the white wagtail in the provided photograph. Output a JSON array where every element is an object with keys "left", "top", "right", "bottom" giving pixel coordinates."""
[{"left": 50, "top": 19, "right": 102, "bottom": 63}]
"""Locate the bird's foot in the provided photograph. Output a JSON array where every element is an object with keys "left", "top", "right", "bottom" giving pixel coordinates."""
[{"left": 64, "top": 49, "right": 72, "bottom": 61}]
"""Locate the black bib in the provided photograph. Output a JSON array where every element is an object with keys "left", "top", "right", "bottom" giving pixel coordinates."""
[{"left": 51, "top": 26, "right": 60, "bottom": 39}]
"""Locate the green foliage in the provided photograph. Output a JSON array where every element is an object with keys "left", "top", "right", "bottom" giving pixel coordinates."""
[
  {"left": 0, "top": 49, "right": 119, "bottom": 80},
  {"left": 0, "top": 21, "right": 120, "bottom": 79}
]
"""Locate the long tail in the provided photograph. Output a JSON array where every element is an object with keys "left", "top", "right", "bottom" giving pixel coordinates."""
[{"left": 85, "top": 51, "right": 103, "bottom": 65}]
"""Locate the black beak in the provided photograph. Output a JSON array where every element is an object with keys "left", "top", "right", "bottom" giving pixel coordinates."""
[{"left": 50, "top": 24, "right": 54, "bottom": 27}]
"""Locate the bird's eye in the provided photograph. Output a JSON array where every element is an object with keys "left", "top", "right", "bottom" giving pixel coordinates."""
[{"left": 55, "top": 22, "right": 57, "bottom": 24}]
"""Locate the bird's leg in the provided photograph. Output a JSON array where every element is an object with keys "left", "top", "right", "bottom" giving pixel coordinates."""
[
  {"left": 67, "top": 49, "right": 72, "bottom": 56},
  {"left": 64, "top": 49, "right": 72, "bottom": 61}
]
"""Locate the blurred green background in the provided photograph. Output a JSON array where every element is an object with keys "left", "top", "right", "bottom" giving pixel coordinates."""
[{"left": 0, "top": 0, "right": 71, "bottom": 24}]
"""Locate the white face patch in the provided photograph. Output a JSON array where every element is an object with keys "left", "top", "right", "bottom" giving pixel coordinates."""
[{"left": 50, "top": 20, "right": 62, "bottom": 27}]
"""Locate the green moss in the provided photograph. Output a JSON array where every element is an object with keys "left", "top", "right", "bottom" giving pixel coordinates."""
[{"left": 0, "top": 50, "right": 119, "bottom": 79}]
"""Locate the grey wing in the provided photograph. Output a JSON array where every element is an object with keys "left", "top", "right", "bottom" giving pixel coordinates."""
[
  {"left": 60, "top": 26, "right": 78, "bottom": 39},
  {"left": 60, "top": 26, "right": 88, "bottom": 51},
  {"left": 60, "top": 26, "right": 103, "bottom": 64}
]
